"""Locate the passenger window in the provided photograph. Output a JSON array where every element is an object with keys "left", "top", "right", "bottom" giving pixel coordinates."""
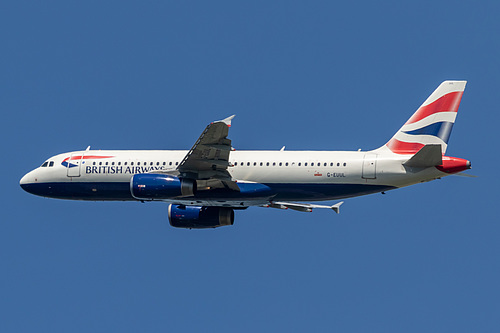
[
  {"left": 279, "top": 162, "right": 282, "bottom": 166},
  {"left": 176, "top": 162, "right": 179, "bottom": 166},
  {"left": 330, "top": 162, "right": 333, "bottom": 166},
  {"left": 112, "top": 162, "right": 115, "bottom": 166},
  {"left": 99, "top": 162, "right": 102, "bottom": 166},
  {"left": 169, "top": 162, "right": 172, "bottom": 166},
  {"left": 298, "top": 162, "right": 301, "bottom": 166},
  {"left": 131, "top": 162, "right": 134, "bottom": 166},
  {"left": 273, "top": 162, "right": 276, "bottom": 166},
  {"left": 311, "top": 163, "right": 314, "bottom": 166},
  {"left": 105, "top": 162, "right": 108, "bottom": 165},
  {"left": 285, "top": 162, "right": 288, "bottom": 166},
  {"left": 138, "top": 162, "right": 141, "bottom": 165},
  {"left": 124, "top": 162, "right": 127, "bottom": 165},
  {"left": 260, "top": 162, "right": 263, "bottom": 166},
  {"left": 343, "top": 163, "right": 347, "bottom": 166},
  {"left": 49, "top": 161, "right": 54, "bottom": 167},
  {"left": 150, "top": 162, "right": 153, "bottom": 166},
  {"left": 93, "top": 162, "right": 96, "bottom": 165},
  {"left": 266, "top": 162, "right": 269, "bottom": 166},
  {"left": 118, "top": 162, "right": 121, "bottom": 166},
  {"left": 247, "top": 162, "right": 250, "bottom": 166},
  {"left": 41, "top": 162, "right": 48, "bottom": 167},
  {"left": 324, "top": 163, "right": 327, "bottom": 166},
  {"left": 337, "top": 163, "right": 340, "bottom": 166}
]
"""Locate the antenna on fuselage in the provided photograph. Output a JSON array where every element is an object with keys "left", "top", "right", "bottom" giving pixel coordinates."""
[
  {"left": 86, "top": 146, "right": 91, "bottom": 151},
  {"left": 280, "top": 146, "right": 285, "bottom": 151}
]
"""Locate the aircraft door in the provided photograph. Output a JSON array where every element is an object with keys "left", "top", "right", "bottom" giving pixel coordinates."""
[
  {"left": 362, "top": 153, "right": 377, "bottom": 179},
  {"left": 66, "top": 152, "right": 84, "bottom": 177}
]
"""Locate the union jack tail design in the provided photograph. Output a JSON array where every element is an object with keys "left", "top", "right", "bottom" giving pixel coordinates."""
[{"left": 384, "top": 81, "right": 466, "bottom": 155}]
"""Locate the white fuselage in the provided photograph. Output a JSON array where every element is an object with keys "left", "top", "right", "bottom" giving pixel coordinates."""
[
  {"left": 20, "top": 149, "right": 449, "bottom": 207},
  {"left": 19, "top": 81, "right": 472, "bottom": 227}
]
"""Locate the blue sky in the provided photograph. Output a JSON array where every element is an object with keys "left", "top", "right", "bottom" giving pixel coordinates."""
[{"left": 2, "top": 1, "right": 499, "bottom": 332}]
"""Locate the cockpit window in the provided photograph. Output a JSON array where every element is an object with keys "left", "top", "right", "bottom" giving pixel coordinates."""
[
  {"left": 49, "top": 161, "right": 54, "bottom": 167},
  {"left": 41, "top": 162, "right": 48, "bottom": 167}
]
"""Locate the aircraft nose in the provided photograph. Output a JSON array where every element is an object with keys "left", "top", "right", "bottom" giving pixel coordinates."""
[
  {"left": 20, "top": 171, "right": 37, "bottom": 194},
  {"left": 20, "top": 173, "right": 28, "bottom": 186}
]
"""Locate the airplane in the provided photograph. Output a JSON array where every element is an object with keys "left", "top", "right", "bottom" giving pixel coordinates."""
[{"left": 20, "top": 80, "right": 471, "bottom": 228}]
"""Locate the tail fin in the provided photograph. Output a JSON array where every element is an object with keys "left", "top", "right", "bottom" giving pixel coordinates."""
[{"left": 383, "top": 80, "right": 466, "bottom": 155}]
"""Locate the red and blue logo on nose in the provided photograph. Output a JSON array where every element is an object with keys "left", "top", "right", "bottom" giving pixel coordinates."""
[{"left": 61, "top": 155, "right": 114, "bottom": 168}]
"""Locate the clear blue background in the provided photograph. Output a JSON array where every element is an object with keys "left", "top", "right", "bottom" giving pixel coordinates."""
[{"left": 2, "top": 1, "right": 498, "bottom": 332}]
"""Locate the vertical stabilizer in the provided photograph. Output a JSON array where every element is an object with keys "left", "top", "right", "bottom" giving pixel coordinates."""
[{"left": 382, "top": 81, "right": 466, "bottom": 155}]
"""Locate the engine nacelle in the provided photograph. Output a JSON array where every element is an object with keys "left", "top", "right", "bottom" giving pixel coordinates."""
[
  {"left": 130, "top": 174, "right": 196, "bottom": 200},
  {"left": 168, "top": 204, "right": 234, "bottom": 229}
]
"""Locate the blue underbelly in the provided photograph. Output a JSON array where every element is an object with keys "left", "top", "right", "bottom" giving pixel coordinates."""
[{"left": 21, "top": 181, "right": 395, "bottom": 202}]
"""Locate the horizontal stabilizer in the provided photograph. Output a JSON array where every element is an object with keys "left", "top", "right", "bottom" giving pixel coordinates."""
[
  {"left": 403, "top": 144, "right": 442, "bottom": 168},
  {"left": 453, "top": 172, "right": 477, "bottom": 178}
]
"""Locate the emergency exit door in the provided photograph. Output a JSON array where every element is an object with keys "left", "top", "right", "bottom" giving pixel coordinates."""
[
  {"left": 66, "top": 152, "right": 83, "bottom": 177},
  {"left": 362, "top": 153, "right": 377, "bottom": 179}
]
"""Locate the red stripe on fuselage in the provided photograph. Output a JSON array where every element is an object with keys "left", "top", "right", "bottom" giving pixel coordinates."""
[
  {"left": 406, "top": 91, "right": 463, "bottom": 124},
  {"left": 63, "top": 155, "right": 114, "bottom": 162}
]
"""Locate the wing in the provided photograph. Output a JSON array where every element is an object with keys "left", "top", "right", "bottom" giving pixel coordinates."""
[
  {"left": 177, "top": 115, "right": 239, "bottom": 191},
  {"left": 265, "top": 201, "right": 344, "bottom": 213}
]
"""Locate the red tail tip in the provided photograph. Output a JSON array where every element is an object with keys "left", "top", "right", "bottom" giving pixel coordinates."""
[{"left": 436, "top": 156, "right": 471, "bottom": 174}]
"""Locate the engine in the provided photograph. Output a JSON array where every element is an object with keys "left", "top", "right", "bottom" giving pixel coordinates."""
[
  {"left": 130, "top": 174, "right": 196, "bottom": 200},
  {"left": 168, "top": 204, "right": 234, "bottom": 229}
]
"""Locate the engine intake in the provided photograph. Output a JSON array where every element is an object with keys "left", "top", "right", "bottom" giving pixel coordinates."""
[
  {"left": 168, "top": 204, "right": 234, "bottom": 229},
  {"left": 131, "top": 174, "right": 196, "bottom": 200}
]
